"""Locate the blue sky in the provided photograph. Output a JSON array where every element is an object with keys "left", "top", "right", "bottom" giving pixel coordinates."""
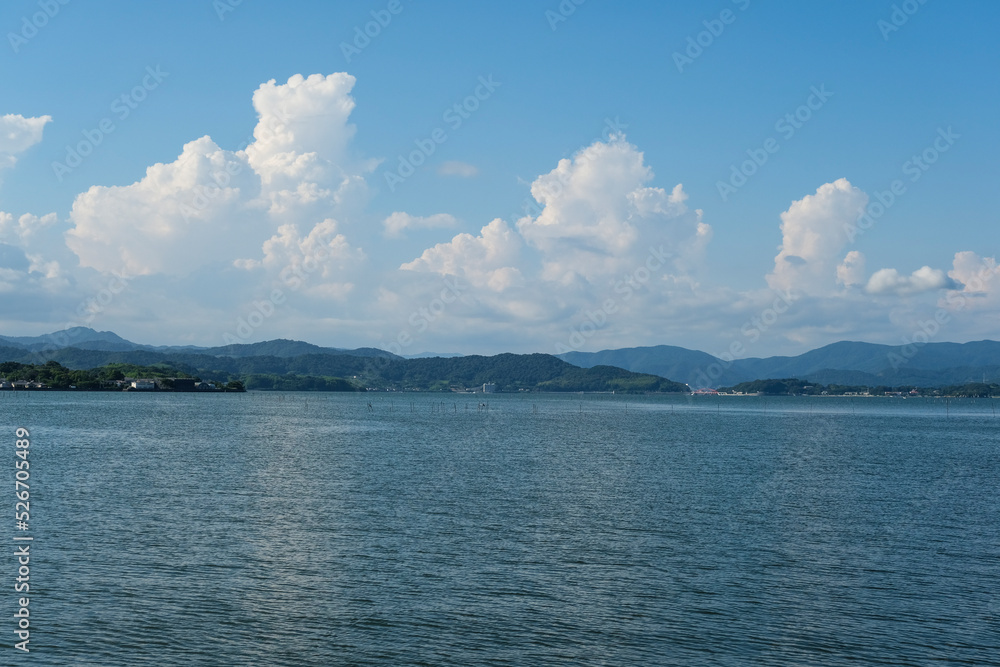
[{"left": 1, "top": 0, "right": 998, "bottom": 357}]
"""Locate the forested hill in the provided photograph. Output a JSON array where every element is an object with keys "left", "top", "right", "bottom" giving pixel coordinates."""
[
  {"left": 0, "top": 349, "right": 690, "bottom": 393},
  {"left": 370, "top": 354, "right": 689, "bottom": 392}
]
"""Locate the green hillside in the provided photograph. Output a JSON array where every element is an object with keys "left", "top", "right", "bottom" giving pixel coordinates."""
[{"left": 0, "top": 352, "right": 689, "bottom": 393}]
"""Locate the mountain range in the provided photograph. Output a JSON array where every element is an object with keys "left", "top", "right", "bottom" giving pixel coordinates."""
[
  {"left": 0, "top": 328, "right": 687, "bottom": 393},
  {"left": 0, "top": 327, "right": 393, "bottom": 359},
  {"left": 2, "top": 328, "right": 998, "bottom": 388},
  {"left": 558, "top": 340, "right": 1000, "bottom": 388}
]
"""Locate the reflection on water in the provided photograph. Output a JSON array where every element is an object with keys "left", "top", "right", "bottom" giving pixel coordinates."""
[{"left": 3, "top": 392, "right": 998, "bottom": 665}]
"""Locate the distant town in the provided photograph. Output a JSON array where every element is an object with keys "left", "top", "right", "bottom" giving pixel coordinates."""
[
  {"left": 698, "top": 378, "right": 999, "bottom": 398},
  {"left": 0, "top": 376, "right": 244, "bottom": 392}
]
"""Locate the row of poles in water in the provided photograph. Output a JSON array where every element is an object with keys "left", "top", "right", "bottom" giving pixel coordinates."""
[
  {"left": 2, "top": 389, "right": 996, "bottom": 418},
  {"left": 248, "top": 393, "right": 996, "bottom": 419}
]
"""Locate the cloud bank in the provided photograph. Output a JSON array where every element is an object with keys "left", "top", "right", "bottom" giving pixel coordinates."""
[{"left": 0, "top": 72, "right": 993, "bottom": 357}]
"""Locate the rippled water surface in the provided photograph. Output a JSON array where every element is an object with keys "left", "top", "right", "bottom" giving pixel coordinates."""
[{"left": 3, "top": 392, "right": 999, "bottom": 665}]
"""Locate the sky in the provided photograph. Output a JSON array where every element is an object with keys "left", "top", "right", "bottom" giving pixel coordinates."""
[{"left": 1, "top": 0, "right": 998, "bottom": 358}]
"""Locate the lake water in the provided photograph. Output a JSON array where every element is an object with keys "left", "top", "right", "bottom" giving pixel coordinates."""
[{"left": 2, "top": 391, "right": 999, "bottom": 665}]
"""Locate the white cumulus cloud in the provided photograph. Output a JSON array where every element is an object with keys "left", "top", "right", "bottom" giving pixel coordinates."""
[
  {"left": 0, "top": 210, "right": 69, "bottom": 293},
  {"left": 239, "top": 218, "right": 365, "bottom": 300},
  {"left": 0, "top": 211, "right": 58, "bottom": 246},
  {"left": 65, "top": 73, "right": 372, "bottom": 277},
  {"left": 946, "top": 251, "right": 999, "bottom": 301},
  {"left": 516, "top": 136, "right": 710, "bottom": 285},
  {"left": 401, "top": 218, "right": 523, "bottom": 292},
  {"left": 0, "top": 113, "right": 51, "bottom": 172},
  {"left": 865, "top": 265, "right": 958, "bottom": 295},
  {"left": 382, "top": 212, "right": 459, "bottom": 238},
  {"left": 245, "top": 72, "right": 373, "bottom": 216},
  {"left": 836, "top": 250, "right": 866, "bottom": 287},
  {"left": 397, "top": 136, "right": 717, "bottom": 348},
  {"left": 66, "top": 136, "right": 265, "bottom": 276},
  {"left": 767, "top": 178, "right": 868, "bottom": 295}
]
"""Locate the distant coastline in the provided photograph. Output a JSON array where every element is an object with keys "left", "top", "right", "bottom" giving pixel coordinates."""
[{"left": 3, "top": 328, "right": 999, "bottom": 395}]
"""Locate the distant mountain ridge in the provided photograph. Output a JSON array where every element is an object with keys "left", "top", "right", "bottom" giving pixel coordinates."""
[
  {"left": 558, "top": 340, "right": 1000, "bottom": 388},
  {"left": 0, "top": 330, "right": 688, "bottom": 393},
  {"left": 0, "top": 327, "right": 138, "bottom": 351},
  {"left": 3, "top": 328, "right": 999, "bottom": 388},
  {"left": 0, "top": 328, "right": 395, "bottom": 359}
]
